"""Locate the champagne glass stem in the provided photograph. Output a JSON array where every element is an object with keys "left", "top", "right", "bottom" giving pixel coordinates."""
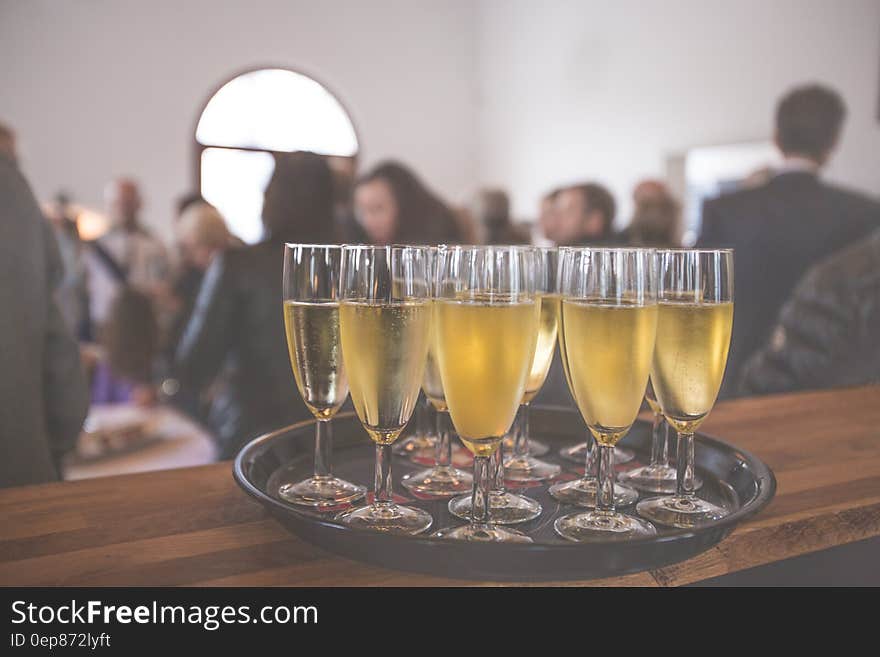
[
  {"left": 596, "top": 444, "right": 616, "bottom": 514},
  {"left": 471, "top": 455, "right": 491, "bottom": 529},
  {"left": 512, "top": 403, "right": 531, "bottom": 459},
  {"left": 492, "top": 443, "right": 506, "bottom": 493},
  {"left": 675, "top": 432, "right": 697, "bottom": 497},
  {"left": 660, "top": 419, "right": 670, "bottom": 464},
  {"left": 434, "top": 411, "right": 452, "bottom": 468},
  {"left": 648, "top": 411, "right": 670, "bottom": 467},
  {"left": 417, "top": 395, "right": 430, "bottom": 440},
  {"left": 374, "top": 444, "right": 394, "bottom": 507},
  {"left": 313, "top": 419, "right": 333, "bottom": 479},
  {"left": 584, "top": 435, "right": 598, "bottom": 478}
]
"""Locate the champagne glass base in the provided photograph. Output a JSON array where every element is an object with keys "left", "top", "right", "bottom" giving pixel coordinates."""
[
  {"left": 636, "top": 494, "right": 728, "bottom": 529},
  {"left": 501, "top": 436, "right": 550, "bottom": 457},
  {"left": 619, "top": 464, "right": 701, "bottom": 494},
  {"left": 559, "top": 442, "right": 635, "bottom": 465},
  {"left": 503, "top": 455, "right": 562, "bottom": 482},
  {"left": 337, "top": 502, "right": 433, "bottom": 535},
  {"left": 278, "top": 476, "right": 366, "bottom": 509},
  {"left": 401, "top": 465, "right": 473, "bottom": 497},
  {"left": 555, "top": 510, "right": 656, "bottom": 542},
  {"left": 393, "top": 434, "right": 437, "bottom": 457},
  {"left": 448, "top": 490, "right": 542, "bottom": 525},
  {"left": 549, "top": 477, "right": 638, "bottom": 507},
  {"left": 434, "top": 523, "right": 532, "bottom": 543}
]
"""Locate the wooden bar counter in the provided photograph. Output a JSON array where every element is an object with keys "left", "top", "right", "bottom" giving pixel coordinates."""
[{"left": 2, "top": 385, "right": 879, "bottom": 587}]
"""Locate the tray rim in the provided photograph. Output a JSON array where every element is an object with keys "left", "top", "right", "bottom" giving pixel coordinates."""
[{"left": 232, "top": 407, "right": 777, "bottom": 556}]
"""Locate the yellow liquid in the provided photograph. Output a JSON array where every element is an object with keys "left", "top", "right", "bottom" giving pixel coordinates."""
[
  {"left": 558, "top": 311, "right": 573, "bottom": 394},
  {"left": 651, "top": 301, "right": 733, "bottom": 433},
  {"left": 339, "top": 301, "right": 431, "bottom": 444},
  {"left": 522, "top": 294, "right": 559, "bottom": 403},
  {"left": 283, "top": 301, "right": 349, "bottom": 420},
  {"left": 434, "top": 299, "right": 538, "bottom": 456},
  {"left": 561, "top": 300, "right": 657, "bottom": 445}
]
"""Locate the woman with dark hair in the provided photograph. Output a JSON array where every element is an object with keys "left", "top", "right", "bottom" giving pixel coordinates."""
[
  {"left": 262, "top": 152, "right": 337, "bottom": 244},
  {"left": 353, "top": 161, "right": 463, "bottom": 245},
  {"left": 174, "top": 152, "right": 334, "bottom": 457}
]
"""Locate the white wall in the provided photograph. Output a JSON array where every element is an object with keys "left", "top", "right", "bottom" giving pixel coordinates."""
[
  {"left": 477, "top": 0, "right": 880, "bottom": 225},
  {"left": 0, "top": 0, "right": 478, "bottom": 237},
  {"left": 2, "top": 0, "right": 878, "bottom": 238}
]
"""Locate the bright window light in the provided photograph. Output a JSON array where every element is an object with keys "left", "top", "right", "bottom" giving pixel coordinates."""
[
  {"left": 200, "top": 148, "right": 275, "bottom": 245},
  {"left": 196, "top": 68, "right": 358, "bottom": 156},
  {"left": 682, "top": 140, "right": 780, "bottom": 244},
  {"left": 197, "top": 68, "right": 358, "bottom": 244}
]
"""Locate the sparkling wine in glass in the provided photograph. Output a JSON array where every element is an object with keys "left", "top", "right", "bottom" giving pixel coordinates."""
[
  {"left": 551, "top": 247, "right": 658, "bottom": 541},
  {"left": 637, "top": 248, "right": 734, "bottom": 528},
  {"left": 446, "top": 247, "right": 542, "bottom": 526},
  {"left": 279, "top": 244, "right": 366, "bottom": 509},
  {"left": 336, "top": 245, "right": 434, "bottom": 534},
  {"left": 433, "top": 246, "right": 539, "bottom": 542}
]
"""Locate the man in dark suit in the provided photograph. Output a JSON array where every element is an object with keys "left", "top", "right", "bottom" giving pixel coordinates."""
[
  {"left": 698, "top": 84, "right": 880, "bottom": 397},
  {"left": 0, "top": 138, "right": 89, "bottom": 487}
]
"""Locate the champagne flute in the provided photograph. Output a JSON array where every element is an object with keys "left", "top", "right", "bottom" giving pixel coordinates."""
[
  {"left": 504, "top": 247, "right": 562, "bottom": 482},
  {"left": 447, "top": 246, "right": 542, "bottom": 524},
  {"left": 552, "top": 247, "right": 658, "bottom": 541},
  {"left": 550, "top": 280, "right": 640, "bottom": 508},
  {"left": 433, "top": 245, "right": 539, "bottom": 542},
  {"left": 278, "top": 244, "right": 366, "bottom": 509},
  {"left": 637, "top": 249, "right": 734, "bottom": 528},
  {"left": 553, "top": 252, "right": 637, "bottom": 469},
  {"left": 336, "top": 245, "right": 433, "bottom": 534},
  {"left": 401, "top": 248, "right": 473, "bottom": 497}
]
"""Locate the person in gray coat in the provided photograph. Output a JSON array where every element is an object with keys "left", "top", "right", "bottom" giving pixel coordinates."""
[
  {"left": 0, "top": 150, "right": 89, "bottom": 487},
  {"left": 739, "top": 229, "right": 880, "bottom": 396}
]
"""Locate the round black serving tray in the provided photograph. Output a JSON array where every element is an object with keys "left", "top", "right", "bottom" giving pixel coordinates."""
[{"left": 233, "top": 407, "right": 775, "bottom": 581}]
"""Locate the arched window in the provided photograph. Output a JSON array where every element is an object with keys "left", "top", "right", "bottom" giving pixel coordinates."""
[{"left": 195, "top": 68, "right": 359, "bottom": 243}]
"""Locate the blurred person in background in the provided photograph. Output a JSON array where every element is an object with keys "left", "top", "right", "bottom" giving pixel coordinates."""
[
  {"left": 537, "top": 188, "right": 560, "bottom": 243},
  {"left": 328, "top": 157, "right": 357, "bottom": 226},
  {"left": 0, "top": 122, "right": 17, "bottom": 162},
  {"left": 175, "top": 191, "right": 205, "bottom": 219},
  {"left": 174, "top": 151, "right": 331, "bottom": 458},
  {"left": 621, "top": 179, "right": 681, "bottom": 247},
  {"left": 84, "top": 177, "right": 170, "bottom": 332},
  {"left": 353, "top": 161, "right": 463, "bottom": 245},
  {"left": 160, "top": 192, "right": 209, "bottom": 332},
  {"left": 698, "top": 84, "right": 880, "bottom": 397},
  {"left": 174, "top": 201, "right": 236, "bottom": 288},
  {"left": 88, "top": 288, "right": 160, "bottom": 406},
  {"left": 739, "top": 229, "right": 880, "bottom": 396},
  {"left": 0, "top": 135, "right": 88, "bottom": 487},
  {"left": 45, "top": 191, "right": 90, "bottom": 339},
  {"left": 163, "top": 201, "right": 238, "bottom": 359},
  {"left": 543, "top": 182, "right": 619, "bottom": 246},
  {"left": 471, "top": 188, "right": 530, "bottom": 244}
]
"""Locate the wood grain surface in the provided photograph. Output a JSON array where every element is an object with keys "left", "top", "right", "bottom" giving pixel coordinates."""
[{"left": 1, "top": 385, "right": 878, "bottom": 587}]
